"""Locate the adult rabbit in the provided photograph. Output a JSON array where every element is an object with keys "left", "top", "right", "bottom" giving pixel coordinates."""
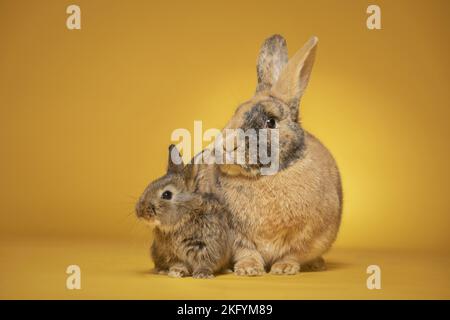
[{"left": 200, "top": 35, "right": 342, "bottom": 276}]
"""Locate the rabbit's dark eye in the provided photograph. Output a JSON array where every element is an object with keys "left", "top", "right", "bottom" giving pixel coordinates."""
[
  {"left": 161, "top": 190, "right": 172, "bottom": 200},
  {"left": 266, "top": 118, "right": 277, "bottom": 129}
]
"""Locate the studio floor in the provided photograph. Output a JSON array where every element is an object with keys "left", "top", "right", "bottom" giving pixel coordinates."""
[{"left": 0, "top": 237, "right": 449, "bottom": 299}]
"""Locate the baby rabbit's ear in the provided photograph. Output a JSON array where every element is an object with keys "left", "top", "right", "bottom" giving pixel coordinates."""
[
  {"left": 183, "top": 163, "right": 197, "bottom": 190},
  {"left": 256, "top": 34, "right": 288, "bottom": 93},
  {"left": 271, "top": 36, "right": 318, "bottom": 119},
  {"left": 167, "top": 144, "right": 184, "bottom": 174}
]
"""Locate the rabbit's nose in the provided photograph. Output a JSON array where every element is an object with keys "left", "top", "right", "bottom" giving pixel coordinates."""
[
  {"left": 135, "top": 200, "right": 154, "bottom": 218},
  {"left": 144, "top": 203, "right": 156, "bottom": 216},
  {"left": 141, "top": 202, "right": 156, "bottom": 217}
]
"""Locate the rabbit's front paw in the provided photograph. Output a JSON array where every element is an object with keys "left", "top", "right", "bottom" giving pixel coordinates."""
[
  {"left": 193, "top": 269, "right": 214, "bottom": 279},
  {"left": 270, "top": 261, "right": 300, "bottom": 275},
  {"left": 234, "top": 260, "right": 265, "bottom": 276},
  {"left": 168, "top": 265, "right": 190, "bottom": 278}
]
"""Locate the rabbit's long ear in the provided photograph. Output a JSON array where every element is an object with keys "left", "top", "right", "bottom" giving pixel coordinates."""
[
  {"left": 167, "top": 144, "right": 183, "bottom": 174},
  {"left": 256, "top": 34, "right": 288, "bottom": 93},
  {"left": 183, "top": 152, "right": 205, "bottom": 191},
  {"left": 271, "top": 36, "right": 318, "bottom": 119}
]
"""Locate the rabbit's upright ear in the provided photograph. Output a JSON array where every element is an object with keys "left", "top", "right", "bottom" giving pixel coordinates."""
[
  {"left": 256, "top": 34, "right": 288, "bottom": 93},
  {"left": 272, "top": 36, "right": 318, "bottom": 119},
  {"left": 167, "top": 144, "right": 184, "bottom": 174},
  {"left": 183, "top": 163, "right": 197, "bottom": 190}
]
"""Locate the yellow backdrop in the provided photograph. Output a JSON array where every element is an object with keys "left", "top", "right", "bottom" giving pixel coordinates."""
[{"left": 0, "top": 0, "right": 449, "bottom": 299}]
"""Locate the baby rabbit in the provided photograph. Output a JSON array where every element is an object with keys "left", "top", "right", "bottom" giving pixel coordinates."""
[{"left": 135, "top": 145, "right": 232, "bottom": 279}]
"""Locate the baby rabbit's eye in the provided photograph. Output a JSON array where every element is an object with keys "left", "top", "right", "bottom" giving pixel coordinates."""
[
  {"left": 265, "top": 117, "right": 277, "bottom": 129},
  {"left": 161, "top": 190, "right": 173, "bottom": 200}
]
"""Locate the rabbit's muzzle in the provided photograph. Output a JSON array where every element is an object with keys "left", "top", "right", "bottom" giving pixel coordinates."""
[
  {"left": 135, "top": 200, "right": 156, "bottom": 220},
  {"left": 219, "top": 128, "right": 275, "bottom": 170}
]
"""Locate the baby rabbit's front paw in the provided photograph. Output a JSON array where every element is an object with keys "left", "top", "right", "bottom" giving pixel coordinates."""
[
  {"left": 193, "top": 269, "right": 214, "bottom": 279},
  {"left": 234, "top": 260, "right": 265, "bottom": 276},
  {"left": 168, "top": 265, "right": 190, "bottom": 278},
  {"left": 270, "top": 261, "right": 300, "bottom": 275}
]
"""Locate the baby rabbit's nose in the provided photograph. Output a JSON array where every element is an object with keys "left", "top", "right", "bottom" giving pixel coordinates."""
[
  {"left": 135, "top": 200, "right": 154, "bottom": 218},
  {"left": 146, "top": 203, "right": 156, "bottom": 215}
]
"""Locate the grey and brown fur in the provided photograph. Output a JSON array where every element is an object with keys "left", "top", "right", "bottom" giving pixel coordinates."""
[
  {"left": 136, "top": 145, "right": 232, "bottom": 279},
  {"left": 196, "top": 35, "right": 343, "bottom": 275}
]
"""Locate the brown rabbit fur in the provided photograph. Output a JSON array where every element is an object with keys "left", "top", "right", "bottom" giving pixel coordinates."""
[
  {"left": 136, "top": 145, "right": 232, "bottom": 279},
  {"left": 198, "top": 35, "right": 343, "bottom": 276}
]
